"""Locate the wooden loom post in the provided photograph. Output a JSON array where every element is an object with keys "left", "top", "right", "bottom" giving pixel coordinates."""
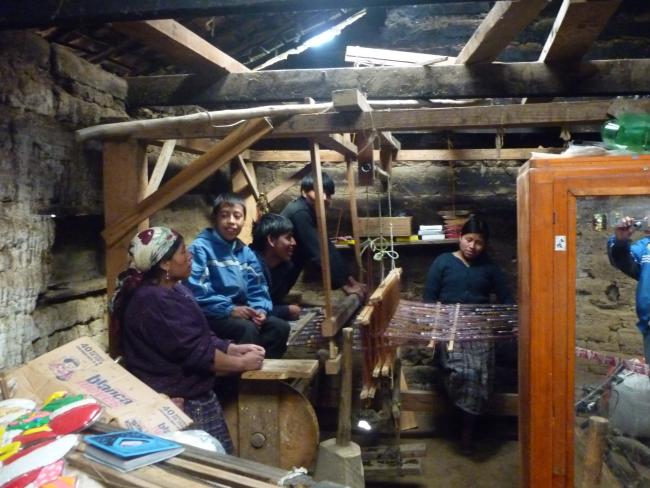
[
  {"left": 103, "top": 140, "right": 148, "bottom": 357},
  {"left": 346, "top": 152, "right": 364, "bottom": 282}
]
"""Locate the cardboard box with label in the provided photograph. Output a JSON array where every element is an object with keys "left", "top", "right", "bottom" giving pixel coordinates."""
[{"left": 1, "top": 337, "right": 191, "bottom": 434}]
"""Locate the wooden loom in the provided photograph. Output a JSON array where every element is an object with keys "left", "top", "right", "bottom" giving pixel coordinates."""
[{"left": 355, "top": 268, "right": 402, "bottom": 399}]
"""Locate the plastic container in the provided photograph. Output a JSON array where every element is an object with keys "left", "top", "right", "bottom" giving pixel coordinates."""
[{"left": 601, "top": 113, "right": 650, "bottom": 153}]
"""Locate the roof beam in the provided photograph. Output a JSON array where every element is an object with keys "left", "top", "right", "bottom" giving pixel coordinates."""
[
  {"left": 111, "top": 19, "right": 249, "bottom": 74},
  {"left": 0, "top": 0, "right": 497, "bottom": 30},
  {"left": 539, "top": 0, "right": 622, "bottom": 62},
  {"left": 455, "top": 0, "right": 548, "bottom": 64},
  {"left": 345, "top": 45, "right": 450, "bottom": 67},
  {"left": 127, "top": 59, "right": 650, "bottom": 106}
]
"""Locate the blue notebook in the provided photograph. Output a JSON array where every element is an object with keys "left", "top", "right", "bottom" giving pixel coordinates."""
[{"left": 84, "top": 430, "right": 184, "bottom": 472}]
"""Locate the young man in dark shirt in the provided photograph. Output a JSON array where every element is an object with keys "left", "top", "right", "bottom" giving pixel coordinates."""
[
  {"left": 281, "top": 173, "right": 365, "bottom": 299},
  {"left": 250, "top": 213, "right": 302, "bottom": 321}
]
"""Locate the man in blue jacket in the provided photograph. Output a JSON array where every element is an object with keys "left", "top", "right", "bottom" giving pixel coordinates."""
[
  {"left": 187, "top": 194, "right": 290, "bottom": 359},
  {"left": 607, "top": 216, "right": 650, "bottom": 363}
]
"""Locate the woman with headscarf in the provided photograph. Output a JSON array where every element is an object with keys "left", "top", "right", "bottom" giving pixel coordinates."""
[
  {"left": 110, "top": 226, "right": 265, "bottom": 453},
  {"left": 423, "top": 217, "right": 513, "bottom": 454}
]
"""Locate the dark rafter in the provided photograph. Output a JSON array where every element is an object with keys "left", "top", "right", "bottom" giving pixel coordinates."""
[
  {"left": 1, "top": 0, "right": 493, "bottom": 30},
  {"left": 127, "top": 59, "right": 650, "bottom": 106}
]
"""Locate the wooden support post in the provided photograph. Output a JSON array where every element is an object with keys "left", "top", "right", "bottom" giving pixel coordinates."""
[
  {"left": 103, "top": 140, "right": 148, "bottom": 356},
  {"left": 337, "top": 328, "right": 353, "bottom": 446},
  {"left": 102, "top": 117, "right": 273, "bottom": 248},
  {"left": 309, "top": 137, "right": 335, "bottom": 338},
  {"left": 346, "top": 153, "right": 363, "bottom": 282},
  {"left": 232, "top": 155, "right": 259, "bottom": 244},
  {"left": 580, "top": 416, "right": 609, "bottom": 488}
]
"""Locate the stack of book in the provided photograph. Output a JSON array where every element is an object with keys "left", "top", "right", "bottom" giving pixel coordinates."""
[
  {"left": 418, "top": 224, "right": 446, "bottom": 241},
  {"left": 438, "top": 210, "right": 472, "bottom": 239},
  {"left": 84, "top": 430, "right": 185, "bottom": 472}
]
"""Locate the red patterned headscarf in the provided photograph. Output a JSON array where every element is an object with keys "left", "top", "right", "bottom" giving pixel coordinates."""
[{"left": 109, "top": 227, "right": 180, "bottom": 330}]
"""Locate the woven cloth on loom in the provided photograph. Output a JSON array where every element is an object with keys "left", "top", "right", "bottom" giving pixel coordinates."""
[{"left": 383, "top": 300, "right": 518, "bottom": 346}]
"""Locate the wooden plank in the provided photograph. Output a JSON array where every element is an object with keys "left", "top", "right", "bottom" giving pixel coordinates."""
[
  {"left": 165, "top": 457, "right": 278, "bottom": 488},
  {"left": 313, "top": 133, "right": 358, "bottom": 159},
  {"left": 111, "top": 19, "right": 249, "bottom": 74},
  {"left": 231, "top": 156, "right": 258, "bottom": 244},
  {"left": 103, "top": 140, "right": 148, "bottom": 356},
  {"left": 401, "top": 389, "right": 519, "bottom": 416},
  {"left": 126, "top": 59, "right": 650, "bottom": 106},
  {"left": 241, "top": 359, "right": 318, "bottom": 380},
  {"left": 249, "top": 147, "right": 558, "bottom": 162},
  {"left": 149, "top": 138, "right": 220, "bottom": 155},
  {"left": 102, "top": 117, "right": 273, "bottom": 248},
  {"left": 539, "top": 0, "right": 622, "bottom": 63},
  {"left": 0, "top": 1, "right": 492, "bottom": 29},
  {"left": 145, "top": 138, "right": 176, "bottom": 197},
  {"left": 456, "top": 0, "right": 548, "bottom": 64},
  {"left": 345, "top": 45, "right": 449, "bottom": 67},
  {"left": 126, "top": 98, "right": 650, "bottom": 140},
  {"left": 263, "top": 164, "right": 310, "bottom": 204}
]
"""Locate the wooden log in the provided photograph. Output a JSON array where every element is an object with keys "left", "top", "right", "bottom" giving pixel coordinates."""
[
  {"left": 102, "top": 117, "right": 273, "bottom": 248},
  {"left": 126, "top": 60, "right": 650, "bottom": 106}
]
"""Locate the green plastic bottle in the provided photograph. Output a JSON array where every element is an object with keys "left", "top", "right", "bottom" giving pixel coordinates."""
[{"left": 601, "top": 113, "right": 650, "bottom": 153}]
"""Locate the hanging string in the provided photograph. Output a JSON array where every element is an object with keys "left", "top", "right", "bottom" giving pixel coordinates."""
[{"left": 447, "top": 134, "right": 456, "bottom": 214}]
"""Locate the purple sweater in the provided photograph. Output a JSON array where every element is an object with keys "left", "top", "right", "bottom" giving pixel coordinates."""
[{"left": 122, "top": 283, "right": 230, "bottom": 399}]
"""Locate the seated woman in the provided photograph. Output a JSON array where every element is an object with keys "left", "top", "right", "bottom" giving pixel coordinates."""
[
  {"left": 110, "top": 226, "right": 265, "bottom": 454},
  {"left": 423, "top": 217, "right": 513, "bottom": 454}
]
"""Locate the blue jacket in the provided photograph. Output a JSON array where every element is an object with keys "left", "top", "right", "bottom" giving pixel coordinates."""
[
  {"left": 608, "top": 235, "right": 650, "bottom": 334},
  {"left": 187, "top": 228, "right": 272, "bottom": 319}
]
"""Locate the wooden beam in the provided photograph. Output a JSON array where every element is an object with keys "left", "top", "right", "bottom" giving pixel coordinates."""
[
  {"left": 111, "top": 19, "right": 249, "bottom": 74},
  {"left": 127, "top": 59, "right": 650, "bottom": 106},
  {"left": 232, "top": 155, "right": 259, "bottom": 244},
  {"left": 0, "top": 1, "right": 496, "bottom": 29},
  {"left": 103, "top": 140, "right": 148, "bottom": 356},
  {"left": 263, "top": 164, "right": 311, "bottom": 204},
  {"left": 249, "top": 147, "right": 558, "bottom": 162},
  {"left": 102, "top": 117, "right": 273, "bottom": 248},
  {"left": 149, "top": 138, "right": 219, "bottom": 155},
  {"left": 313, "top": 134, "right": 358, "bottom": 159},
  {"left": 455, "top": 0, "right": 548, "bottom": 64},
  {"left": 345, "top": 45, "right": 450, "bottom": 67},
  {"left": 539, "top": 0, "right": 622, "bottom": 63},
  {"left": 144, "top": 139, "right": 175, "bottom": 197},
  {"left": 401, "top": 389, "right": 519, "bottom": 416}
]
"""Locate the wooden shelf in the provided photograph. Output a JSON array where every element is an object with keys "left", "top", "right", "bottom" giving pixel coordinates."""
[{"left": 334, "top": 238, "right": 459, "bottom": 249}]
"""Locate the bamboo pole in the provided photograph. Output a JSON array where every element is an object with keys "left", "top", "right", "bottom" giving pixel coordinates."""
[{"left": 76, "top": 103, "right": 331, "bottom": 142}]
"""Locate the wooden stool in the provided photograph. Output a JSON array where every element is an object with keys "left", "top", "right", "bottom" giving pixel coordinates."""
[{"left": 224, "top": 359, "right": 320, "bottom": 470}]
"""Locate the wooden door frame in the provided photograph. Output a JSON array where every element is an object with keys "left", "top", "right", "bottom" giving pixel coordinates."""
[{"left": 518, "top": 156, "right": 650, "bottom": 487}]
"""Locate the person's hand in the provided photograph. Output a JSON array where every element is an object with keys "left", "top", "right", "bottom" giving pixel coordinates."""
[
  {"left": 342, "top": 276, "right": 368, "bottom": 301},
  {"left": 231, "top": 306, "right": 258, "bottom": 320},
  {"left": 240, "top": 350, "right": 265, "bottom": 371},
  {"left": 615, "top": 216, "right": 635, "bottom": 241},
  {"left": 287, "top": 304, "right": 302, "bottom": 320},
  {"left": 228, "top": 343, "right": 265, "bottom": 357},
  {"left": 251, "top": 310, "right": 267, "bottom": 327}
]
